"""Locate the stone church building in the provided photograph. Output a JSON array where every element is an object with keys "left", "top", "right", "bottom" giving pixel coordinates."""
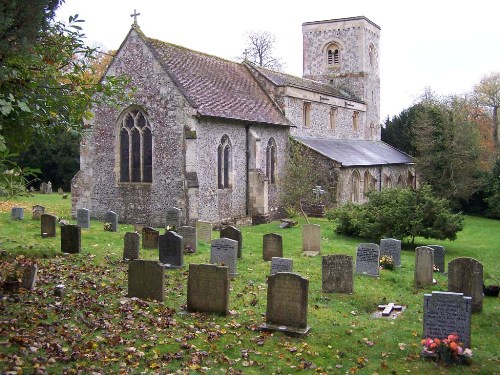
[{"left": 71, "top": 16, "right": 415, "bottom": 226}]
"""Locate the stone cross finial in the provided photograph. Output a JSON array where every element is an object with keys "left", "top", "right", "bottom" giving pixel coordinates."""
[
  {"left": 131, "top": 9, "right": 141, "bottom": 27},
  {"left": 312, "top": 185, "right": 324, "bottom": 202}
]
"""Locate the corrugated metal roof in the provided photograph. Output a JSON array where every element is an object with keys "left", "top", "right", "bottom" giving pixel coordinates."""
[{"left": 293, "top": 137, "right": 414, "bottom": 166}]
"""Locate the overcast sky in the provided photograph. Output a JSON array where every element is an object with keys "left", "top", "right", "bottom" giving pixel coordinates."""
[{"left": 56, "top": 0, "right": 500, "bottom": 121}]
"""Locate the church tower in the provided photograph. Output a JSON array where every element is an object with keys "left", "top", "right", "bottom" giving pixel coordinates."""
[{"left": 302, "top": 16, "right": 381, "bottom": 139}]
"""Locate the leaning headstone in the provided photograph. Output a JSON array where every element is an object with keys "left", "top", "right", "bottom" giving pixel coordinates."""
[
  {"left": 142, "top": 227, "right": 159, "bottom": 249},
  {"left": 415, "top": 246, "right": 434, "bottom": 287},
  {"left": 40, "top": 182, "right": 47, "bottom": 194},
  {"left": 427, "top": 245, "right": 446, "bottom": 273},
  {"left": 196, "top": 220, "right": 212, "bottom": 243},
  {"left": 61, "top": 225, "right": 81, "bottom": 254},
  {"left": 448, "top": 257, "right": 483, "bottom": 313},
  {"left": 263, "top": 233, "right": 283, "bottom": 261},
  {"left": 76, "top": 208, "right": 90, "bottom": 229},
  {"left": 322, "top": 254, "right": 354, "bottom": 294},
  {"left": 210, "top": 238, "right": 238, "bottom": 276},
  {"left": 11, "top": 207, "right": 24, "bottom": 220},
  {"left": 159, "top": 231, "right": 184, "bottom": 269},
  {"left": 123, "top": 232, "right": 140, "bottom": 260},
  {"left": 104, "top": 210, "right": 118, "bottom": 232},
  {"left": 165, "top": 206, "right": 181, "bottom": 230},
  {"left": 302, "top": 224, "right": 321, "bottom": 256},
  {"left": 220, "top": 226, "right": 242, "bottom": 258},
  {"left": 178, "top": 226, "right": 197, "bottom": 253},
  {"left": 260, "top": 272, "right": 310, "bottom": 336},
  {"left": 380, "top": 238, "right": 401, "bottom": 267},
  {"left": 21, "top": 264, "right": 38, "bottom": 290},
  {"left": 32, "top": 205, "right": 45, "bottom": 220},
  {"left": 270, "top": 257, "right": 293, "bottom": 275},
  {"left": 128, "top": 260, "right": 165, "bottom": 302},
  {"left": 46, "top": 181, "right": 52, "bottom": 194},
  {"left": 41, "top": 214, "right": 57, "bottom": 238},
  {"left": 423, "top": 291, "right": 472, "bottom": 348},
  {"left": 355, "top": 243, "right": 380, "bottom": 276},
  {"left": 187, "top": 263, "right": 229, "bottom": 315}
]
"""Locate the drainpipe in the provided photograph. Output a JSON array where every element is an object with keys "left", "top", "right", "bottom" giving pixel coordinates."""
[{"left": 245, "top": 124, "right": 250, "bottom": 216}]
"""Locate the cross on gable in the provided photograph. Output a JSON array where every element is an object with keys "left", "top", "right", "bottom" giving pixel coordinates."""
[
  {"left": 312, "top": 185, "right": 324, "bottom": 201},
  {"left": 130, "top": 9, "right": 141, "bottom": 27},
  {"left": 377, "top": 302, "right": 403, "bottom": 316}
]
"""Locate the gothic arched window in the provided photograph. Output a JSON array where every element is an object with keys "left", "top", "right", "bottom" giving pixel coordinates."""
[
  {"left": 119, "top": 108, "right": 152, "bottom": 183},
  {"left": 327, "top": 43, "right": 340, "bottom": 66},
  {"left": 218, "top": 135, "right": 232, "bottom": 189},
  {"left": 266, "top": 138, "right": 277, "bottom": 184},
  {"left": 351, "top": 170, "right": 361, "bottom": 203},
  {"left": 363, "top": 170, "right": 376, "bottom": 196}
]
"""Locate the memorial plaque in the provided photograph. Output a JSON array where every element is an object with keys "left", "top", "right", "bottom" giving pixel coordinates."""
[
  {"left": 32, "top": 205, "right": 45, "bottom": 220},
  {"left": 61, "top": 225, "right": 81, "bottom": 254},
  {"left": 448, "top": 257, "right": 483, "bottom": 313},
  {"left": 165, "top": 207, "right": 181, "bottom": 230},
  {"left": 355, "top": 243, "right": 380, "bottom": 276},
  {"left": 41, "top": 214, "right": 57, "bottom": 237},
  {"left": 380, "top": 238, "right": 401, "bottom": 267},
  {"left": 187, "top": 263, "right": 229, "bottom": 315},
  {"left": 423, "top": 291, "right": 472, "bottom": 348},
  {"left": 302, "top": 224, "right": 321, "bottom": 255},
  {"left": 178, "top": 226, "right": 197, "bottom": 253},
  {"left": 128, "top": 260, "right": 165, "bottom": 302},
  {"left": 123, "top": 232, "right": 140, "bottom": 260},
  {"left": 77, "top": 208, "right": 90, "bottom": 229},
  {"left": 11, "top": 207, "right": 24, "bottom": 220},
  {"left": 415, "top": 246, "right": 434, "bottom": 287},
  {"left": 322, "top": 254, "right": 354, "bottom": 294},
  {"left": 427, "top": 245, "right": 446, "bottom": 273},
  {"left": 159, "top": 231, "right": 184, "bottom": 268},
  {"left": 196, "top": 220, "right": 212, "bottom": 243},
  {"left": 220, "top": 226, "right": 242, "bottom": 258},
  {"left": 263, "top": 233, "right": 283, "bottom": 261},
  {"left": 104, "top": 210, "right": 118, "bottom": 232},
  {"left": 210, "top": 238, "right": 238, "bottom": 276},
  {"left": 270, "top": 257, "right": 293, "bottom": 275},
  {"left": 142, "top": 227, "right": 159, "bottom": 249}
]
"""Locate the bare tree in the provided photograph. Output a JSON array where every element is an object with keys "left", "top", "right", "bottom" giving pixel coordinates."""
[
  {"left": 473, "top": 72, "right": 500, "bottom": 147},
  {"left": 241, "top": 31, "right": 285, "bottom": 71}
]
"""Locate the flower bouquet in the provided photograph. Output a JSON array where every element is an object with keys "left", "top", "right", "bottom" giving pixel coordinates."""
[
  {"left": 379, "top": 255, "right": 395, "bottom": 270},
  {"left": 421, "top": 334, "right": 472, "bottom": 365}
]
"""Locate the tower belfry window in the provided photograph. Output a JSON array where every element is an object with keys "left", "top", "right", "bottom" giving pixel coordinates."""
[{"left": 327, "top": 43, "right": 340, "bottom": 66}]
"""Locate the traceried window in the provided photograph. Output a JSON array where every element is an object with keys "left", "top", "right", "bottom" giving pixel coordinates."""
[
  {"left": 329, "top": 106, "right": 337, "bottom": 130},
  {"left": 303, "top": 102, "right": 311, "bottom": 127},
  {"left": 217, "top": 135, "right": 232, "bottom": 189},
  {"left": 352, "top": 111, "right": 359, "bottom": 132},
  {"left": 351, "top": 170, "right": 361, "bottom": 203},
  {"left": 363, "top": 170, "right": 376, "bottom": 196},
  {"left": 327, "top": 43, "right": 340, "bottom": 66},
  {"left": 119, "top": 108, "right": 152, "bottom": 183},
  {"left": 266, "top": 138, "right": 277, "bottom": 184}
]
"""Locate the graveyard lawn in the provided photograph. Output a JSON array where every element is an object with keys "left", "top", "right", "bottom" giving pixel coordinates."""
[{"left": 0, "top": 194, "right": 499, "bottom": 374}]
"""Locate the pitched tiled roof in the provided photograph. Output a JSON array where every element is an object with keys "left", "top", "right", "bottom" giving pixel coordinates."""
[
  {"left": 293, "top": 136, "right": 414, "bottom": 166},
  {"left": 145, "top": 37, "right": 291, "bottom": 126}
]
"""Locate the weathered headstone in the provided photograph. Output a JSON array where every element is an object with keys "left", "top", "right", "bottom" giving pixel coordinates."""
[
  {"left": 40, "top": 182, "right": 47, "bottom": 194},
  {"left": 128, "top": 260, "right": 165, "bottom": 302},
  {"left": 260, "top": 272, "right": 310, "bottom": 336},
  {"left": 380, "top": 238, "right": 401, "bottom": 267},
  {"left": 159, "top": 231, "right": 184, "bottom": 269},
  {"left": 32, "top": 205, "right": 45, "bottom": 220},
  {"left": 123, "top": 232, "right": 140, "bottom": 260},
  {"left": 448, "top": 257, "right": 483, "bottom": 313},
  {"left": 196, "top": 220, "right": 212, "bottom": 243},
  {"left": 46, "top": 181, "right": 52, "bottom": 194},
  {"left": 178, "top": 226, "right": 197, "bottom": 253},
  {"left": 58, "top": 188, "right": 64, "bottom": 195},
  {"left": 104, "top": 210, "right": 118, "bottom": 232},
  {"left": 41, "top": 214, "right": 57, "bottom": 237},
  {"left": 263, "top": 233, "right": 283, "bottom": 261},
  {"left": 302, "top": 224, "right": 321, "bottom": 256},
  {"left": 427, "top": 245, "right": 446, "bottom": 273},
  {"left": 187, "top": 263, "right": 229, "bottom": 315},
  {"left": 165, "top": 206, "right": 181, "bottom": 230},
  {"left": 423, "top": 291, "right": 472, "bottom": 348},
  {"left": 142, "top": 227, "right": 159, "bottom": 249},
  {"left": 355, "top": 243, "right": 380, "bottom": 276},
  {"left": 220, "top": 226, "right": 242, "bottom": 258},
  {"left": 61, "top": 225, "right": 81, "bottom": 254},
  {"left": 76, "top": 208, "right": 90, "bottom": 229},
  {"left": 270, "top": 257, "right": 293, "bottom": 275},
  {"left": 322, "top": 254, "right": 354, "bottom": 294},
  {"left": 210, "top": 238, "right": 238, "bottom": 276},
  {"left": 21, "top": 264, "right": 38, "bottom": 290},
  {"left": 415, "top": 246, "right": 434, "bottom": 287},
  {"left": 10, "top": 207, "right": 24, "bottom": 220}
]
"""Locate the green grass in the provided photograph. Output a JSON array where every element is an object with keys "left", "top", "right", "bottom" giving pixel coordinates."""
[{"left": 0, "top": 193, "right": 499, "bottom": 374}]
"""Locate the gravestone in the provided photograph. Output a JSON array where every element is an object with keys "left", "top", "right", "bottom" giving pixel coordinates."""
[
  {"left": 61, "top": 225, "right": 81, "bottom": 254},
  {"left": 159, "top": 231, "right": 184, "bottom": 269},
  {"left": 263, "top": 233, "right": 283, "bottom": 261},
  {"left": 423, "top": 291, "right": 472, "bottom": 348},
  {"left": 355, "top": 243, "right": 380, "bottom": 276},
  {"left": 134, "top": 223, "right": 145, "bottom": 233},
  {"left": 187, "top": 263, "right": 229, "bottom": 315},
  {"left": 380, "top": 238, "right": 401, "bottom": 267},
  {"left": 260, "top": 272, "right": 310, "bottom": 336},
  {"left": 21, "top": 264, "right": 38, "bottom": 290},
  {"left": 123, "top": 232, "right": 140, "bottom": 260},
  {"left": 322, "top": 254, "right": 354, "bottom": 294},
  {"left": 10, "top": 207, "right": 24, "bottom": 220},
  {"left": 46, "top": 181, "right": 52, "bottom": 194},
  {"left": 302, "top": 224, "right": 321, "bottom": 256},
  {"left": 58, "top": 188, "right": 64, "bottom": 195},
  {"left": 210, "top": 238, "right": 238, "bottom": 276},
  {"left": 76, "top": 208, "right": 90, "bottom": 229},
  {"left": 270, "top": 257, "right": 293, "bottom": 275},
  {"left": 448, "top": 257, "right": 483, "bottom": 313},
  {"left": 128, "top": 260, "right": 165, "bottom": 302},
  {"left": 427, "top": 245, "right": 446, "bottom": 273},
  {"left": 32, "top": 205, "right": 45, "bottom": 220},
  {"left": 40, "top": 182, "right": 47, "bottom": 194},
  {"left": 142, "top": 227, "right": 159, "bottom": 249},
  {"left": 220, "top": 226, "right": 242, "bottom": 258},
  {"left": 41, "top": 214, "right": 57, "bottom": 237},
  {"left": 377, "top": 302, "right": 403, "bottom": 317},
  {"left": 196, "top": 220, "right": 212, "bottom": 243},
  {"left": 104, "top": 210, "right": 118, "bottom": 232},
  {"left": 415, "top": 246, "right": 434, "bottom": 287},
  {"left": 178, "top": 226, "right": 197, "bottom": 253},
  {"left": 165, "top": 206, "right": 181, "bottom": 230}
]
